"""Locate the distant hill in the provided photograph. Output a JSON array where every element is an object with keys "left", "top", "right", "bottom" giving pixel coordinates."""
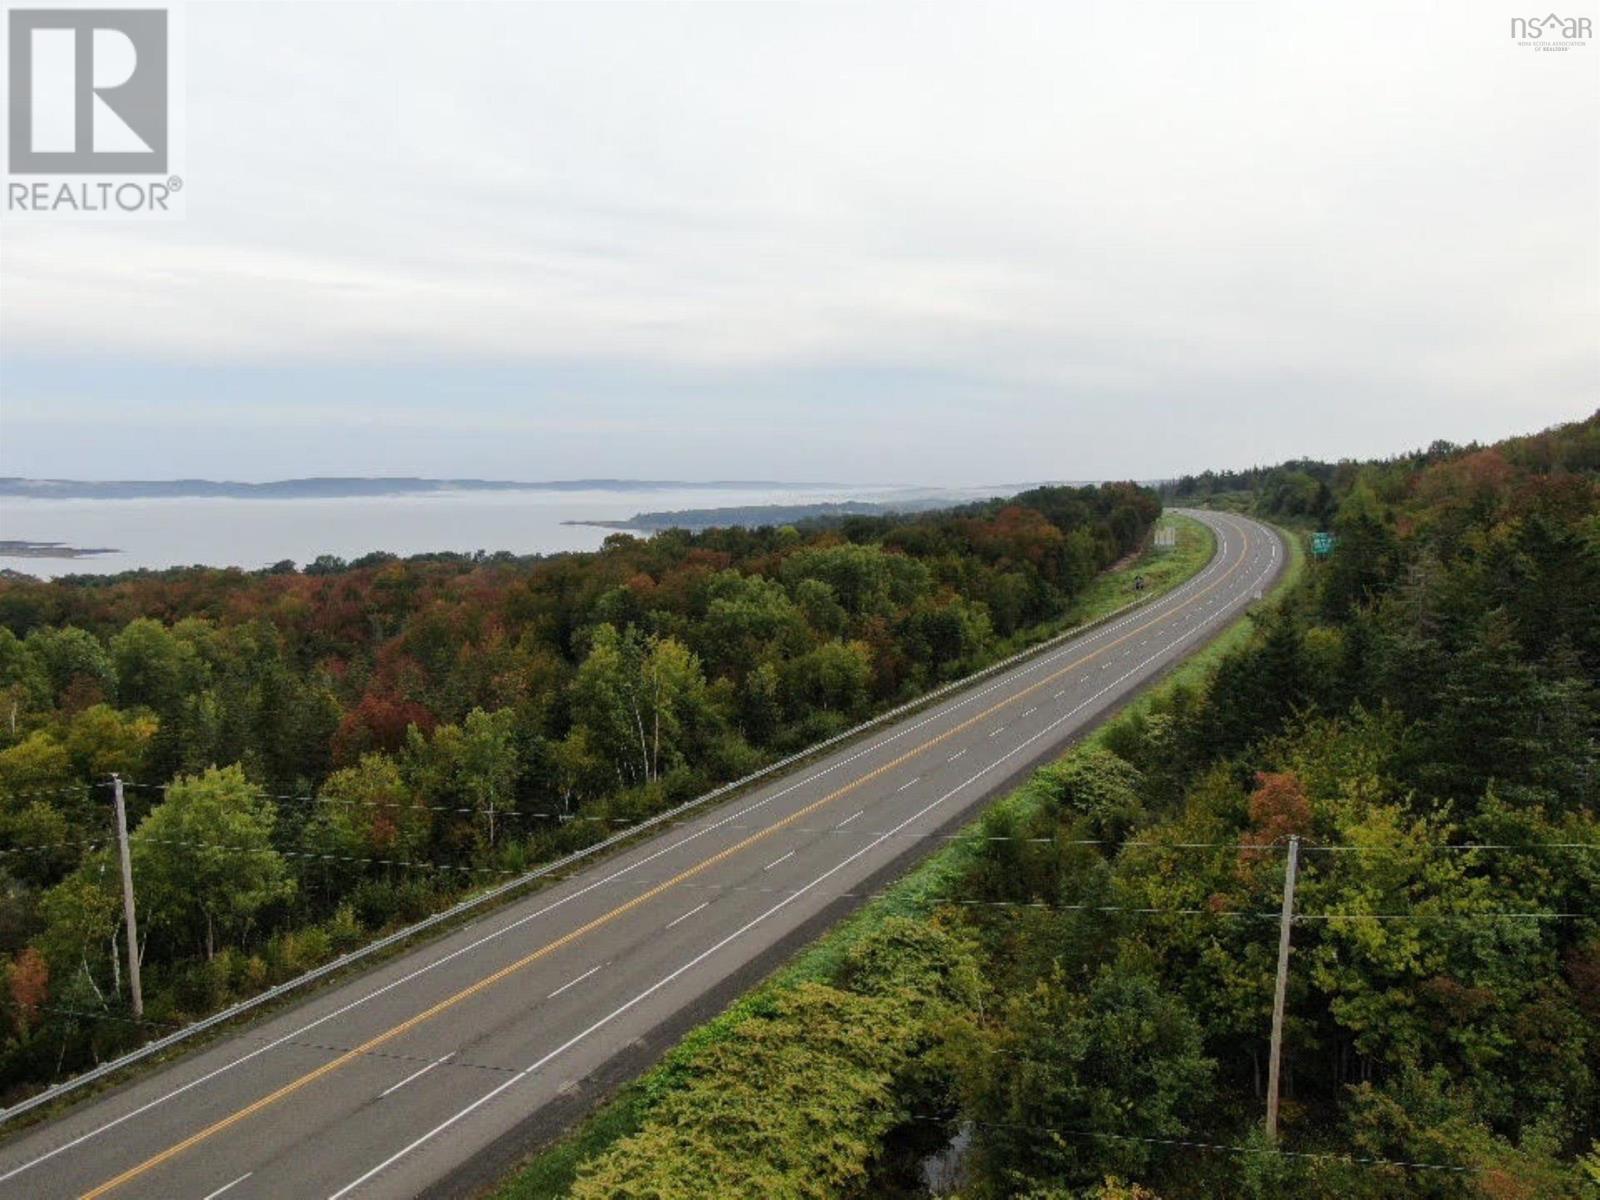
[
  {"left": 567, "top": 497, "right": 959, "bottom": 531},
  {"left": 0, "top": 477, "right": 834, "bottom": 500}
]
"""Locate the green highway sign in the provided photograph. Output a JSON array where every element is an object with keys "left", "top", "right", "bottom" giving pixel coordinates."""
[{"left": 1311, "top": 532, "right": 1336, "bottom": 556}]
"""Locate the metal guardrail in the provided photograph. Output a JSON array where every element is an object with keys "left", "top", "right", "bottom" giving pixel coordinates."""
[{"left": 0, "top": 510, "right": 1248, "bottom": 1125}]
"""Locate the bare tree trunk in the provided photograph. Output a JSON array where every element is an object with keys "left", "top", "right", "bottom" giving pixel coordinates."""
[
  {"left": 631, "top": 698, "right": 650, "bottom": 784},
  {"left": 650, "top": 668, "right": 666, "bottom": 783},
  {"left": 78, "top": 959, "right": 105, "bottom": 1004}
]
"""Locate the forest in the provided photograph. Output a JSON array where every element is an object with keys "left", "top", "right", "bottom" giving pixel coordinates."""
[
  {"left": 0, "top": 482, "right": 1158, "bottom": 1101},
  {"left": 534, "top": 412, "right": 1600, "bottom": 1199}
]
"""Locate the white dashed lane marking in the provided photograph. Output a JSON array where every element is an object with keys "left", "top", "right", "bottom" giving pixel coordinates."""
[
  {"left": 546, "top": 964, "right": 603, "bottom": 1000},
  {"left": 666, "top": 902, "right": 710, "bottom": 929}
]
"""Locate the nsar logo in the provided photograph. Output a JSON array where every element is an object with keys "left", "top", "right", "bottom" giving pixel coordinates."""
[{"left": 1510, "top": 12, "right": 1592, "bottom": 50}]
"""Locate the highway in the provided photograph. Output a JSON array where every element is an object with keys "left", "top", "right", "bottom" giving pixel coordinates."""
[{"left": 0, "top": 509, "right": 1285, "bottom": 1200}]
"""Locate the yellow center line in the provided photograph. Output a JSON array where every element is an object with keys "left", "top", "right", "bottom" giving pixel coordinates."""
[{"left": 80, "top": 516, "right": 1255, "bottom": 1199}]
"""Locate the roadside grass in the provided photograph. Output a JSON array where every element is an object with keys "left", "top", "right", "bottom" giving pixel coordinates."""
[
  {"left": 484, "top": 512, "right": 1278, "bottom": 1200},
  {"left": 1062, "top": 509, "right": 1215, "bottom": 625},
  {"left": 944, "top": 512, "right": 1214, "bottom": 672}
]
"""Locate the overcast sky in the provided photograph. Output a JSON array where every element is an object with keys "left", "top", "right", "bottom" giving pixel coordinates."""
[{"left": 1, "top": 0, "right": 1595, "bottom": 484}]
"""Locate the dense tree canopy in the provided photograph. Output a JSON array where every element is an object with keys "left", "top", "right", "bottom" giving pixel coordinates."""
[
  {"left": 923, "top": 412, "right": 1600, "bottom": 1197},
  {"left": 560, "top": 413, "right": 1600, "bottom": 1198},
  {"left": 0, "top": 483, "right": 1156, "bottom": 1101}
]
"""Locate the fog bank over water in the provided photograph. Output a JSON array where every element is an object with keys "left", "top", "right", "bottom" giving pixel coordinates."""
[{"left": 0, "top": 484, "right": 984, "bottom": 578}]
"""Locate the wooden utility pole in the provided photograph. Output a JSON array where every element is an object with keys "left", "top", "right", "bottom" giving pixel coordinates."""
[
  {"left": 1264, "top": 833, "right": 1299, "bottom": 1141},
  {"left": 111, "top": 775, "right": 144, "bottom": 1021}
]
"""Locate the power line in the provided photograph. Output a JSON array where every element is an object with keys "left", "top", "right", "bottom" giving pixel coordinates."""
[
  {"left": 1293, "top": 910, "right": 1590, "bottom": 922},
  {"left": 2, "top": 830, "right": 1592, "bottom": 930},
  {"left": 293, "top": 798, "right": 634, "bottom": 823},
  {"left": 1303, "top": 841, "right": 1600, "bottom": 854},
  {"left": 0, "top": 839, "right": 103, "bottom": 857},
  {"left": 21, "top": 1018, "right": 1489, "bottom": 1176},
  {"left": 627, "top": 823, "right": 1600, "bottom": 853},
  {"left": 246, "top": 1034, "right": 519, "bottom": 1078},
  {"left": 906, "top": 1114, "right": 1478, "bottom": 1175},
  {"left": 9, "top": 819, "right": 1597, "bottom": 865},
  {"left": 21, "top": 1005, "right": 526, "bottom": 1088},
  {"left": 679, "top": 824, "right": 1285, "bottom": 849},
  {"left": 25, "top": 833, "right": 1586, "bottom": 924},
  {"left": 26, "top": 1005, "right": 182, "bottom": 1032},
  {"left": 9, "top": 823, "right": 1597, "bottom": 865},
  {"left": 0, "top": 782, "right": 103, "bottom": 803},
  {"left": 101, "top": 780, "right": 1600, "bottom": 853},
  {"left": 118, "top": 779, "right": 636, "bottom": 824},
  {"left": 125, "top": 834, "right": 527, "bottom": 878},
  {"left": 651, "top": 878, "right": 1592, "bottom": 923}
]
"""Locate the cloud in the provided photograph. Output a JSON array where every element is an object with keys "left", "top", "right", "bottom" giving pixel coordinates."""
[{"left": 1, "top": 0, "right": 1595, "bottom": 481}]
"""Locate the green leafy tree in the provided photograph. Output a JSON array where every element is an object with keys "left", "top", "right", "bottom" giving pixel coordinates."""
[
  {"left": 36, "top": 857, "right": 121, "bottom": 1006},
  {"left": 63, "top": 704, "right": 156, "bottom": 783},
  {"left": 701, "top": 571, "right": 807, "bottom": 675},
  {"left": 418, "top": 707, "right": 519, "bottom": 847},
  {"left": 111, "top": 618, "right": 206, "bottom": 714},
  {"left": 0, "top": 730, "right": 73, "bottom": 797},
  {"left": 792, "top": 577, "right": 848, "bottom": 636},
  {"left": 1321, "top": 483, "right": 1398, "bottom": 622},
  {"left": 132, "top": 765, "right": 293, "bottom": 960},
  {"left": 0, "top": 627, "right": 50, "bottom": 739},
  {"left": 302, "top": 752, "right": 428, "bottom": 906},
  {"left": 1050, "top": 748, "right": 1145, "bottom": 843},
  {"left": 780, "top": 640, "right": 873, "bottom": 719},
  {"left": 569, "top": 625, "right": 716, "bottom": 787},
  {"left": 964, "top": 963, "right": 1214, "bottom": 1195},
  {"left": 782, "top": 543, "right": 900, "bottom": 617},
  {"left": 24, "top": 626, "right": 116, "bottom": 710}
]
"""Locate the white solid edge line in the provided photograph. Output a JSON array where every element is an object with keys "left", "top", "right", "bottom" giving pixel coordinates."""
[
  {"left": 325, "top": 522, "right": 1281, "bottom": 1200},
  {"left": 379, "top": 1054, "right": 456, "bottom": 1099}
]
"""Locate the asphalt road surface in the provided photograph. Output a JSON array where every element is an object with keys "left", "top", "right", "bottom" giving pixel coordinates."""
[{"left": 0, "top": 509, "right": 1285, "bottom": 1200}]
